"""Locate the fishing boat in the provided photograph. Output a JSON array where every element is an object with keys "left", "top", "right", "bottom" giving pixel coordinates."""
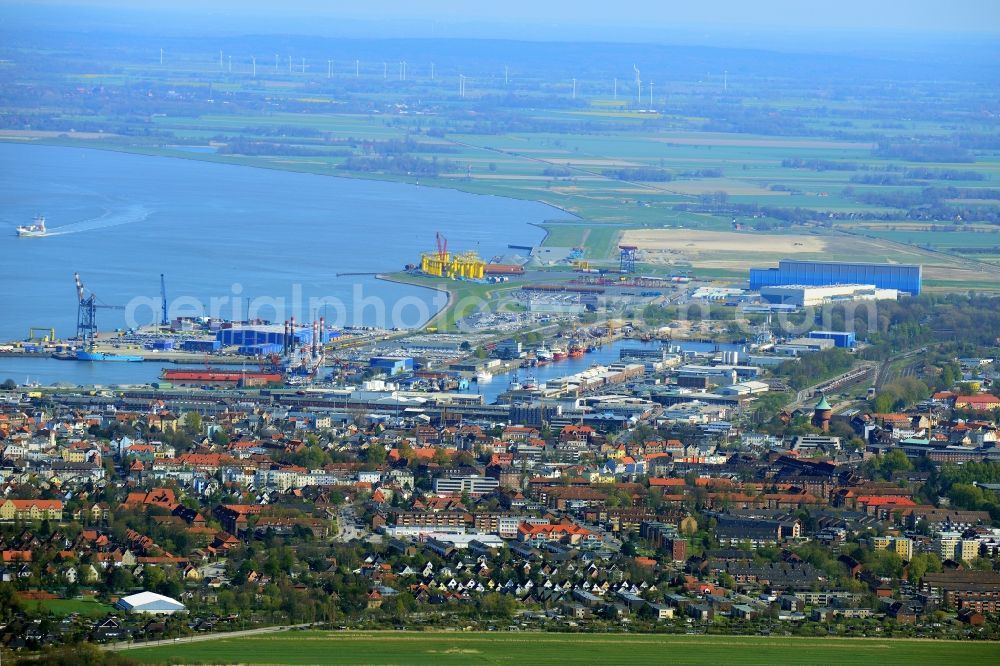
[
  {"left": 535, "top": 346, "right": 554, "bottom": 362},
  {"left": 552, "top": 345, "right": 568, "bottom": 361},
  {"left": 568, "top": 339, "right": 585, "bottom": 358},
  {"left": 16, "top": 215, "right": 48, "bottom": 237}
]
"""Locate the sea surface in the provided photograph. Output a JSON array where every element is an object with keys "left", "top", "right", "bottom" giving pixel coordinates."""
[{"left": 0, "top": 143, "right": 566, "bottom": 344}]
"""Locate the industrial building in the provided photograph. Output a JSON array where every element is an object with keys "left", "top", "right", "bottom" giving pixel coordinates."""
[
  {"left": 808, "top": 330, "right": 857, "bottom": 348},
  {"left": 216, "top": 324, "right": 335, "bottom": 347},
  {"left": 759, "top": 283, "right": 898, "bottom": 307},
  {"left": 750, "top": 260, "right": 921, "bottom": 295},
  {"left": 369, "top": 356, "right": 414, "bottom": 375},
  {"left": 180, "top": 339, "right": 221, "bottom": 353},
  {"left": 774, "top": 337, "right": 836, "bottom": 356}
]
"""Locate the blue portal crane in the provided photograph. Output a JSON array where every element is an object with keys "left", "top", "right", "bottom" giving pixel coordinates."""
[{"left": 160, "top": 273, "right": 168, "bottom": 326}]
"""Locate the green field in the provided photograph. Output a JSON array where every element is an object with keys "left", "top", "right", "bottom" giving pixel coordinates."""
[
  {"left": 29, "top": 596, "right": 115, "bottom": 617},
  {"left": 122, "top": 630, "right": 1000, "bottom": 665}
]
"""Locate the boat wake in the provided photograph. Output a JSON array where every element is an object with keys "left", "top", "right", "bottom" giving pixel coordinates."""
[{"left": 43, "top": 205, "right": 150, "bottom": 236}]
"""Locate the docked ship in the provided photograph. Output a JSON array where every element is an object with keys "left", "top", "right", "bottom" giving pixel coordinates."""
[
  {"left": 568, "top": 339, "right": 585, "bottom": 358},
  {"left": 53, "top": 348, "right": 144, "bottom": 362},
  {"left": 508, "top": 373, "right": 538, "bottom": 392},
  {"left": 552, "top": 345, "right": 568, "bottom": 361},
  {"left": 75, "top": 349, "right": 143, "bottom": 362},
  {"left": 16, "top": 215, "right": 48, "bottom": 237},
  {"left": 161, "top": 368, "right": 284, "bottom": 387},
  {"left": 475, "top": 370, "right": 493, "bottom": 383}
]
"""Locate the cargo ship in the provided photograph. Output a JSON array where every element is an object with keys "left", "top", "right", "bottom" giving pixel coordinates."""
[
  {"left": 16, "top": 215, "right": 48, "bottom": 237},
  {"left": 161, "top": 368, "right": 284, "bottom": 387},
  {"left": 76, "top": 349, "right": 144, "bottom": 362},
  {"left": 53, "top": 349, "right": 144, "bottom": 362}
]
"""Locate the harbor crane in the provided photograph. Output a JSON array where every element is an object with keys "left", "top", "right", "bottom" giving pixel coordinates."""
[
  {"left": 160, "top": 273, "right": 169, "bottom": 326},
  {"left": 74, "top": 272, "right": 125, "bottom": 345}
]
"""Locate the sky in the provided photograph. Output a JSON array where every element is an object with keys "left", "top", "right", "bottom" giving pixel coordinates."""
[{"left": 6, "top": 0, "right": 1000, "bottom": 36}]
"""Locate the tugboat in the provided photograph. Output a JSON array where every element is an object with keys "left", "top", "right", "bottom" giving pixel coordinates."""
[{"left": 16, "top": 215, "right": 48, "bottom": 237}]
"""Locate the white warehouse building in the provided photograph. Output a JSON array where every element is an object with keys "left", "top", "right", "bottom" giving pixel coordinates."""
[{"left": 114, "top": 591, "right": 186, "bottom": 615}]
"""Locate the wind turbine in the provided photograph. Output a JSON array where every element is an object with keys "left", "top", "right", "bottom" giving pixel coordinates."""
[
  {"left": 633, "top": 64, "right": 641, "bottom": 108},
  {"left": 328, "top": 59, "right": 332, "bottom": 78},
  {"left": 724, "top": 70, "right": 728, "bottom": 92},
  {"left": 572, "top": 78, "right": 576, "bottom": 100},
  {"left": 288, "top": 55, "right": 292, "bottom": 74},
  {"left": 301, "top": 57, "right": 305, "bottom": 73},
  {"left": 459, "top": 74, "right": 465, "bottom": 98},
  {"left": 430, "top": 62, "right": 435, "bottom": 80},
  {"left": 228, "top": 55, "right": 232, "bottom": 73},
  {"left": 504, "top": 65, "right": 508, "bottom": 85},
  {"left": 274, "top": 53, "right": 279, "bottom": 72},
  {"left": 159, "top": 48, "right": 164, "bottom": 65},
  {"left": 649, "top": 80, "right": 653, "bottom": 109},
  {"left": 219, "top": 50, "right": 223, "bottom": 70},
  {"left": 383, "top": 62, "right": 387, "bottom": 79},
  {"left": 355, "top": 59, "right": 359, "bottom": 77},
  {"left": 252, "top": 56, "right": 256, "bottom": 78},
  {"left": 613, "top": 78, "right": 617, "bottom": 100}
]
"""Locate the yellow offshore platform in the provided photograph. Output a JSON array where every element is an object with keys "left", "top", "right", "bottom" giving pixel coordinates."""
[{"left": 420, "top": 232, "right": 485, "bottom": 279}]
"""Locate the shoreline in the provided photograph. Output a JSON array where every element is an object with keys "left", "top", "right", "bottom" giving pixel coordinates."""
[{"left": 375, "top": 272, "right": 455, "bottom": 331}]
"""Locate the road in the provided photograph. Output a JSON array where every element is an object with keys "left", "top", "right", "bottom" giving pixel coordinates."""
[
  {"left": 103, "top": 622, "right": 316, "bottom": 652},
  {"left": 334, "top": 505, "right": 369, "bottom": 542}
]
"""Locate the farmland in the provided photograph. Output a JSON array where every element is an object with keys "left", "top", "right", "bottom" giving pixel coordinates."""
[
  {"left": 1, "top": 26, "right": 999, "bottom": 290},
  {"left": 121, "top": 630, "right": 1000, "bottom": 665}
]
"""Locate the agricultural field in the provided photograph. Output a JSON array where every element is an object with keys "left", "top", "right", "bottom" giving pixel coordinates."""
[
  {"left": 3, "top": 30, "right": 999, "bottom": 290},
  {"left": 619, "top": 226, "right": 1000, "bottom": 288},
  {"left": 121, "top": 630, "right": 1000, "bottom": 665}
]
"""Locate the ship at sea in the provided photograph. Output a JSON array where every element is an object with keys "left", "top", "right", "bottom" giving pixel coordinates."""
[{"left": 16, "top": 215, "right": 48, "bottom": 237}]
